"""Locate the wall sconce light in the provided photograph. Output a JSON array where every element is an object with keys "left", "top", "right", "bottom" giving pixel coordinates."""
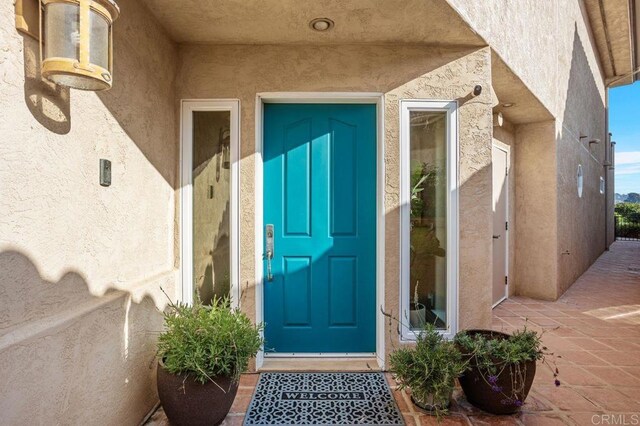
[
  {"left": 15, "top": 0, "right": 120, "bottom": 91},
  {"left": 221, "top": 129, "right": 231, "bottom": 170}
]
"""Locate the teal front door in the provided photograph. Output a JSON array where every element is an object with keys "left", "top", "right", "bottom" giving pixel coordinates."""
[{"left": 263, "top": 103, "right": 377, "bottom": 353}]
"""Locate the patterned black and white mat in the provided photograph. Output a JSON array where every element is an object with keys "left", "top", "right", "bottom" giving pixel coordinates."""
[{"left": 243, "top": 372, "right": 405, "bottom": 426}]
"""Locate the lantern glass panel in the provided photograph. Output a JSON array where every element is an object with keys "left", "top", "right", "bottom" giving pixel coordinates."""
[
  {"left": 89, "top": 10, "right": 109, "bottom": 69},
  {"left": 44, "top": 2, "right": 80, "bottom": 61}
]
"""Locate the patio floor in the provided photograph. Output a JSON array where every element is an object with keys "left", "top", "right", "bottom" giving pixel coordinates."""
[{"left": 146, "top": 241, "right": 640, "bottom": 425}]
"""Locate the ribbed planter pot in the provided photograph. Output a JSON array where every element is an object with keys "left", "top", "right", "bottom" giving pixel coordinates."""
[
  {"left": 157, "top": 362, "right": 238, "bottom": 426},
  {"left": 457, "top": 330, "right": 536, "bottom": 415},
  {"left": 410, "top": 389, "right": 452, "bottom": 413}
]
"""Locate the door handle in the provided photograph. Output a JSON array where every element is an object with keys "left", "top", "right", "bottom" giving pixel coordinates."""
[
  {"left": 266, "top": 224, "right": 274, "bottom": 282},
  {"left": 266, "top": 250, "right": 273, "bottom": 282},
  {"left": 493, "top": 235, "right": 501, "bottom": 239}
]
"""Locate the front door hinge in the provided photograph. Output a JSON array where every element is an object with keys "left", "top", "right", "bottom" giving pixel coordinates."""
[
  {"left": 505, "top": 276, "right": 508, "bottom": 285},
  {"left": 505, "top": 221, "right": 509, "bottom": 231}
]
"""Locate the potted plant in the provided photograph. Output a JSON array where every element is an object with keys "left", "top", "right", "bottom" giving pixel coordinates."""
[
  {"left": 454, "top": 328, "right": 559, "bottom": 415},
  {"left": 156, "top": 296, "right": 262, "bottom": 426},
  {"left": 390, "top": 324, "right": 467, "bottom": 417}
]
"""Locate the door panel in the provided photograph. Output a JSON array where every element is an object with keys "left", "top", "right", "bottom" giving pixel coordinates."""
[
  {"left": 263, "top": 103, "right": 376, "bottom": 353},
  {"left": 492, "top": 144, "right": 508, "bottom": 306}
]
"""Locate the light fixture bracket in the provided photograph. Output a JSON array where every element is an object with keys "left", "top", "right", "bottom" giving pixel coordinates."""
[{"left": 15, "top": 0, "right": 40, "bottom": 40}]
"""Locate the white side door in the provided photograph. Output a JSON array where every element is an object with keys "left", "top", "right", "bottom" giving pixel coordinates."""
[{"left": 492, "top": 143, "right": 509, "bottom": 307}]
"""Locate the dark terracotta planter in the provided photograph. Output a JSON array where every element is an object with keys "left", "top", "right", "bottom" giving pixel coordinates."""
[
  {"left": 157, "top": 362, "right": 238, "bottom": 426},
  {"left": 457, "top": 330, "right": 536, "bottom": 415}
]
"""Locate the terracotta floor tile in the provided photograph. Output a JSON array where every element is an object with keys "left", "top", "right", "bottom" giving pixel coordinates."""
[
  {"left": 552, "top": 317, "right": 588, "bottom": 327},
  {"left": 401, "top": 414, "right": 419, "bottom": 426},
  {"left": 574, "top": 387, "right": 640, "bottom": 411},
  {"left": 616, "top": 386, "right": 640, "bottom": 403},
  {"left": 564, "top": 338, "right": 615, "bottom": 352},
  {"left": 594, "top": 339, "right": 640, "bottom": 352},
  {"left": 579, "top": 327, "right": 620, "bottom": 338},
  {"left": 548, "top": 327, "right": 587, "bottom": 338},
  {"left": 416, "top": 413, "right": 469, "bottom": 425},
  {"left": 517, "top": 414, "right": 569, "bottom": 426},
  {"left": 553, "top": 365, "right": 605, "bottom": 386},
  {"left": 590, "top": 350, "right": 640, "bottom": 366},
  {"left": 588, "top": 367, "right": 639, "bottom": 386},
  {"left": 621, "top": 366, "right": 640, "bottom": 380},
  {"left": 535, "top": 386, "right": 599, "bottom": 411},
  {"left": 468, "top": 414, "right": 521, "bottom": 425},
  {"left": 391, "top": 388, "right": 413, "bottom": 414},
  {"left": 521, "top": 392, "right": 554, "bottom": 412},
  {"left": 239, "top": 373, "right": 260, "bottom": 388},
  {"left": 556, "top": 350, "right": 609, "bottom": 366},
  {"left": 220, "top": 415, "right": 245, "bottom": 426},
  {"left": 533, "top": 365, "right": 558, "bottom": 387},
  {"left": 229, "top": 387, "right": 254, "bottom": 414},
  {"left": 567, "top": 412, "right": 607, "bottom": 426}
]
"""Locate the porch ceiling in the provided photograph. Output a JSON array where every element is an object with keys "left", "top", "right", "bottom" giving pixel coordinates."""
[
  {"left": 138, "top": 0, "right": 485, "bottom": 46},
  {"left": 491, "top": 52, "right": 554, "bottom": 125}
]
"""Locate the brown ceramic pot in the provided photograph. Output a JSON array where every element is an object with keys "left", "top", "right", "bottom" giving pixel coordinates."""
[
  {"left": 157, "top": 362, "right": 238, "bottom": 426},
  {"left": 457, "top": 330, "right": 536, "bottom": 415}
]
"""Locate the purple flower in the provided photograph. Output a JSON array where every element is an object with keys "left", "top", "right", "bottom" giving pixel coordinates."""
[
  {"left": 491, "top": 385, "right": 503, "bottom": 393},
  {"left": 514, "top": 400, "right": 523, "bottom": 407},
  {"left": 488, "top": 375, "right": 498, "bottom": 384},
  {"left": 555, "top": 379, "right": 561, "bottom": 387}
]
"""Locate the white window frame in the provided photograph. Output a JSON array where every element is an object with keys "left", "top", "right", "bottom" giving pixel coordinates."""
[
  {"left": 399, "top": 99, "right": 459, "bottom": 341},
  {"left": 180, "top": 100, "right": 240, "bottom": 308}
]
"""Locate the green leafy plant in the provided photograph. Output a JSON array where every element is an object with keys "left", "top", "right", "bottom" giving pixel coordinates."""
[
  {"left": 454, "top": 328, "right": 559, "bottom": 407},
  {"left": 157, "top": 296, "right": 263, "bottom": 384},
  {"left": 410, "top": 163, "right": 439, "bottom": 220},
  {"left": 390, "top": 324, "right": 467, "bottom": 417}
]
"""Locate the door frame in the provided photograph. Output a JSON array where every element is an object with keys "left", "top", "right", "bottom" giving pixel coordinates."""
[
  {"left": 179, "top": 99, "right": 241, "bottom": 308},
  {"left": 491, "top": 140, "right": 510, "bottom": 308},
  {"left": 254, "top": 93, "right": 385, "bottom": 368}
]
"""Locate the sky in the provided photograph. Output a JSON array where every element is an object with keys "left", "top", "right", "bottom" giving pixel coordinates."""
[{"left": 609, "top": 81, "right": 640, "bottom": 195}]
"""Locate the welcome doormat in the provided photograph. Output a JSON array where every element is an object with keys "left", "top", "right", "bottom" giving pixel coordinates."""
[{"left": 243, "top": 372, "right": 405, "bottom": 426}]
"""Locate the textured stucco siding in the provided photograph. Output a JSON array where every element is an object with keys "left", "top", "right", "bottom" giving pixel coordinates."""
[
  {"left": 449, "top": 0, "right": 609, "bottom": 299},
  {"left": 0, "top": 0, "right": 178, "bottom": 424},
  {"left": 177, "top": 44, "right": 494, "bottom": 363},
  {"left": 448, "top": 0, "right": 606, "bottom": 116},
  {"left": 513, "top": 122, "right": 559, "bottom": 300}
]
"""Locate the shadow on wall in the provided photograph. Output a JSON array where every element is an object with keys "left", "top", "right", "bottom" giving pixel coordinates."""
[
  {"left": 18, "top": 0, "right": 178, "bottom": 186},
  {"left": 95, "top": 0, "right": 178, "bottom": 187},
  {"left": 20, "top": 34, "right": 71, "bottom": 135},
  {"left": 0, "top": 249, "right": 167, "bottom": 424},
  {"left": 556, "top": 24, "right": 607, "bottom": 293}
]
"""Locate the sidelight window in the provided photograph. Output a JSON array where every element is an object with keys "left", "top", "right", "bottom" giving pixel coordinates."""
[{"left": 400, "top": 100, "right": 458, "bottom": 340}]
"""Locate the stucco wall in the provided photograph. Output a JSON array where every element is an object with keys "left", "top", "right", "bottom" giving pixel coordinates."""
[
  {"left": 0, "top": 0, "right": 178, "bottom": 424},
  {"left": 452, "top": 0, "right": 609, "bottom": 299},
  {"left": 448, "top": 0, "right": 605, "bottom": 116},
  {"left": 177, "top": 44, "right": 494, "bottom": 364},
  {"left": 513, "top": 122, "right": 559, "bottom": 300}
]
